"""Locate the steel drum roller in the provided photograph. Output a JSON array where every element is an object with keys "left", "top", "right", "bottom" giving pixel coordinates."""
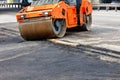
[{"left": 19, "top": 19, "right": 66, "bottom": 40}]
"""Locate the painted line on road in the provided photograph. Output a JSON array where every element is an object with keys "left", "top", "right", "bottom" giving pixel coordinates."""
[{"left": 48, "top": 39, "right": 79, "bottom": 47}]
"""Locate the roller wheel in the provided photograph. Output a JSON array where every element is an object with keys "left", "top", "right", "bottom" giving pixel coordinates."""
[
  {"left": 53, "top": 19, "right": 66, "bottom": 37},
  {"left": 19, "top": 19, "right": 66, "bottom": 40},
  {"left": 81, "top": 14, "right": 92, "bottom": 31}
]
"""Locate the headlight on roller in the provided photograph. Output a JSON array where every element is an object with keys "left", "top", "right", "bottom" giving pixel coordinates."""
[
  {"left": 43, "top": 12, "right": 49, "bottom": 16},
  {"left": 20, "top": 14, "right": 26, "bottom": 19}
]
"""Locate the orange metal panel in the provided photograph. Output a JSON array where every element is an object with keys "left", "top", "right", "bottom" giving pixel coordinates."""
[
  {"left": 52, "top": 1, "right": 67, "bottom": 19},
  {"left": 79, "top": 0, "right": 92, "bottom": 25},
  {"left": 26, "top": 4, "right": 57, "bottom": 12},
  {"left": 67, "top": 6, "right": 77, "bottom": 28},
  {"left": 16, "top": 0, "right": 92, "bottom": 27}
]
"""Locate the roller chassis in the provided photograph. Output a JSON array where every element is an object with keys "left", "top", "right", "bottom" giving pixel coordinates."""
[{"left": 16, "top": 0, "right": 92, "bottom": 40}]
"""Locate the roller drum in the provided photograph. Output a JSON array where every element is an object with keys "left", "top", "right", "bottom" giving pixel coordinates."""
[{"left": 19, "top": 19, "right": 66, "bottom": 40}]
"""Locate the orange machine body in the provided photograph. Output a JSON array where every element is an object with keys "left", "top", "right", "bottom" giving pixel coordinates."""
[{"left": 16, "top": 0, "right": 92, "bottom": 29}]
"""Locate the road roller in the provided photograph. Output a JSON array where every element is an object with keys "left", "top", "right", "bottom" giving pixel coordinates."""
[{"left": 16, "top": 0, "right": 92, "bottom": 40}]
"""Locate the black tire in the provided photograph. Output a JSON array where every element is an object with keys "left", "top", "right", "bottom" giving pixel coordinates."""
[
  {"left": 52, "top": 19, "right": 66, "bottom": 38},
  {"left": 81, "top": 14, "right": 92, "bottom": 31},
  {"left": 70, "top": 14, "right": 92, "bottom": 32}
]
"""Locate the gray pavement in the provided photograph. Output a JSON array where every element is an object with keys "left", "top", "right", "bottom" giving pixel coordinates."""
[
  {"left": 0, "top": 8, "right": 19, "bottom": 23},
  {"left": 0, "top": 41, "right": 120, "bottom": 80},
  {"left": 0, "top": 9, "right": 120, "bottom": 80},
  {"left": 0, "top": 28, "right": 120, "bottom": 80},
  {"left": 0, "top": 10, "right": 120, "bottom": 62}
]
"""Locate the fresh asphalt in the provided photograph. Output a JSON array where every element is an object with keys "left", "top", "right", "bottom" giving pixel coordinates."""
[{"left": 0, "top": 8, "right": 120, "bottom": 80}]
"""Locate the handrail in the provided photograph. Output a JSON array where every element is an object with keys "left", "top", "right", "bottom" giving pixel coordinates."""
[
  {"left": 0, "top": 3, "right": 120, "bottom": 11},
  {"left": 0, "top": 3, "right": 22, "bottom": 8},
  {"left": 93, "top": 3, "right": 120, "bottom": 11}
]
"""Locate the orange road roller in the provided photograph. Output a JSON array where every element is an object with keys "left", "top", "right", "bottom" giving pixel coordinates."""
[{"left": 16, "top": 0, "right": 92, "bottom": 40}]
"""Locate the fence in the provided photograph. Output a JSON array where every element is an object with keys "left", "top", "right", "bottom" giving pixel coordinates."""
[
  {"left": 93, "top": 4, "right": 120, "bottom": 11},
  {"left": 0, "top": 3, "right": 120, "bottom": 11},
  {"left": 0, "top": 3, "right": 22, "bottom": 8}
]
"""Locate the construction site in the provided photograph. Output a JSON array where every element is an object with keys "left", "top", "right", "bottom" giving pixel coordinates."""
[{"left": 0, "top": 0, "right": 120, "bottom": 80}]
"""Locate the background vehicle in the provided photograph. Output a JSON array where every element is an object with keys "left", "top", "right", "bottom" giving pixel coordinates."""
[{"left": 16, "top": 0, "right": 92, "bottom": 40}]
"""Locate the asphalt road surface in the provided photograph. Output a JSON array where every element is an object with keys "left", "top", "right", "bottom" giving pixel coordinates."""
[{"left": 0, "top": 9, "right": 120, "bottom": 80}]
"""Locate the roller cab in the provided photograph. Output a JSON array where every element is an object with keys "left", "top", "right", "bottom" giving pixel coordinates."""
[{"left": 16, "top": 0, "right": 92, "bottom": 40}]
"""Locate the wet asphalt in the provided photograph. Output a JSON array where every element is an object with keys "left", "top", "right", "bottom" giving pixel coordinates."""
[
  {"left": 0, "top": 33, "right": 120, "bottom": 80},
  {"left": 0, "top": 8, "right": 120, "bottom": 80}
]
